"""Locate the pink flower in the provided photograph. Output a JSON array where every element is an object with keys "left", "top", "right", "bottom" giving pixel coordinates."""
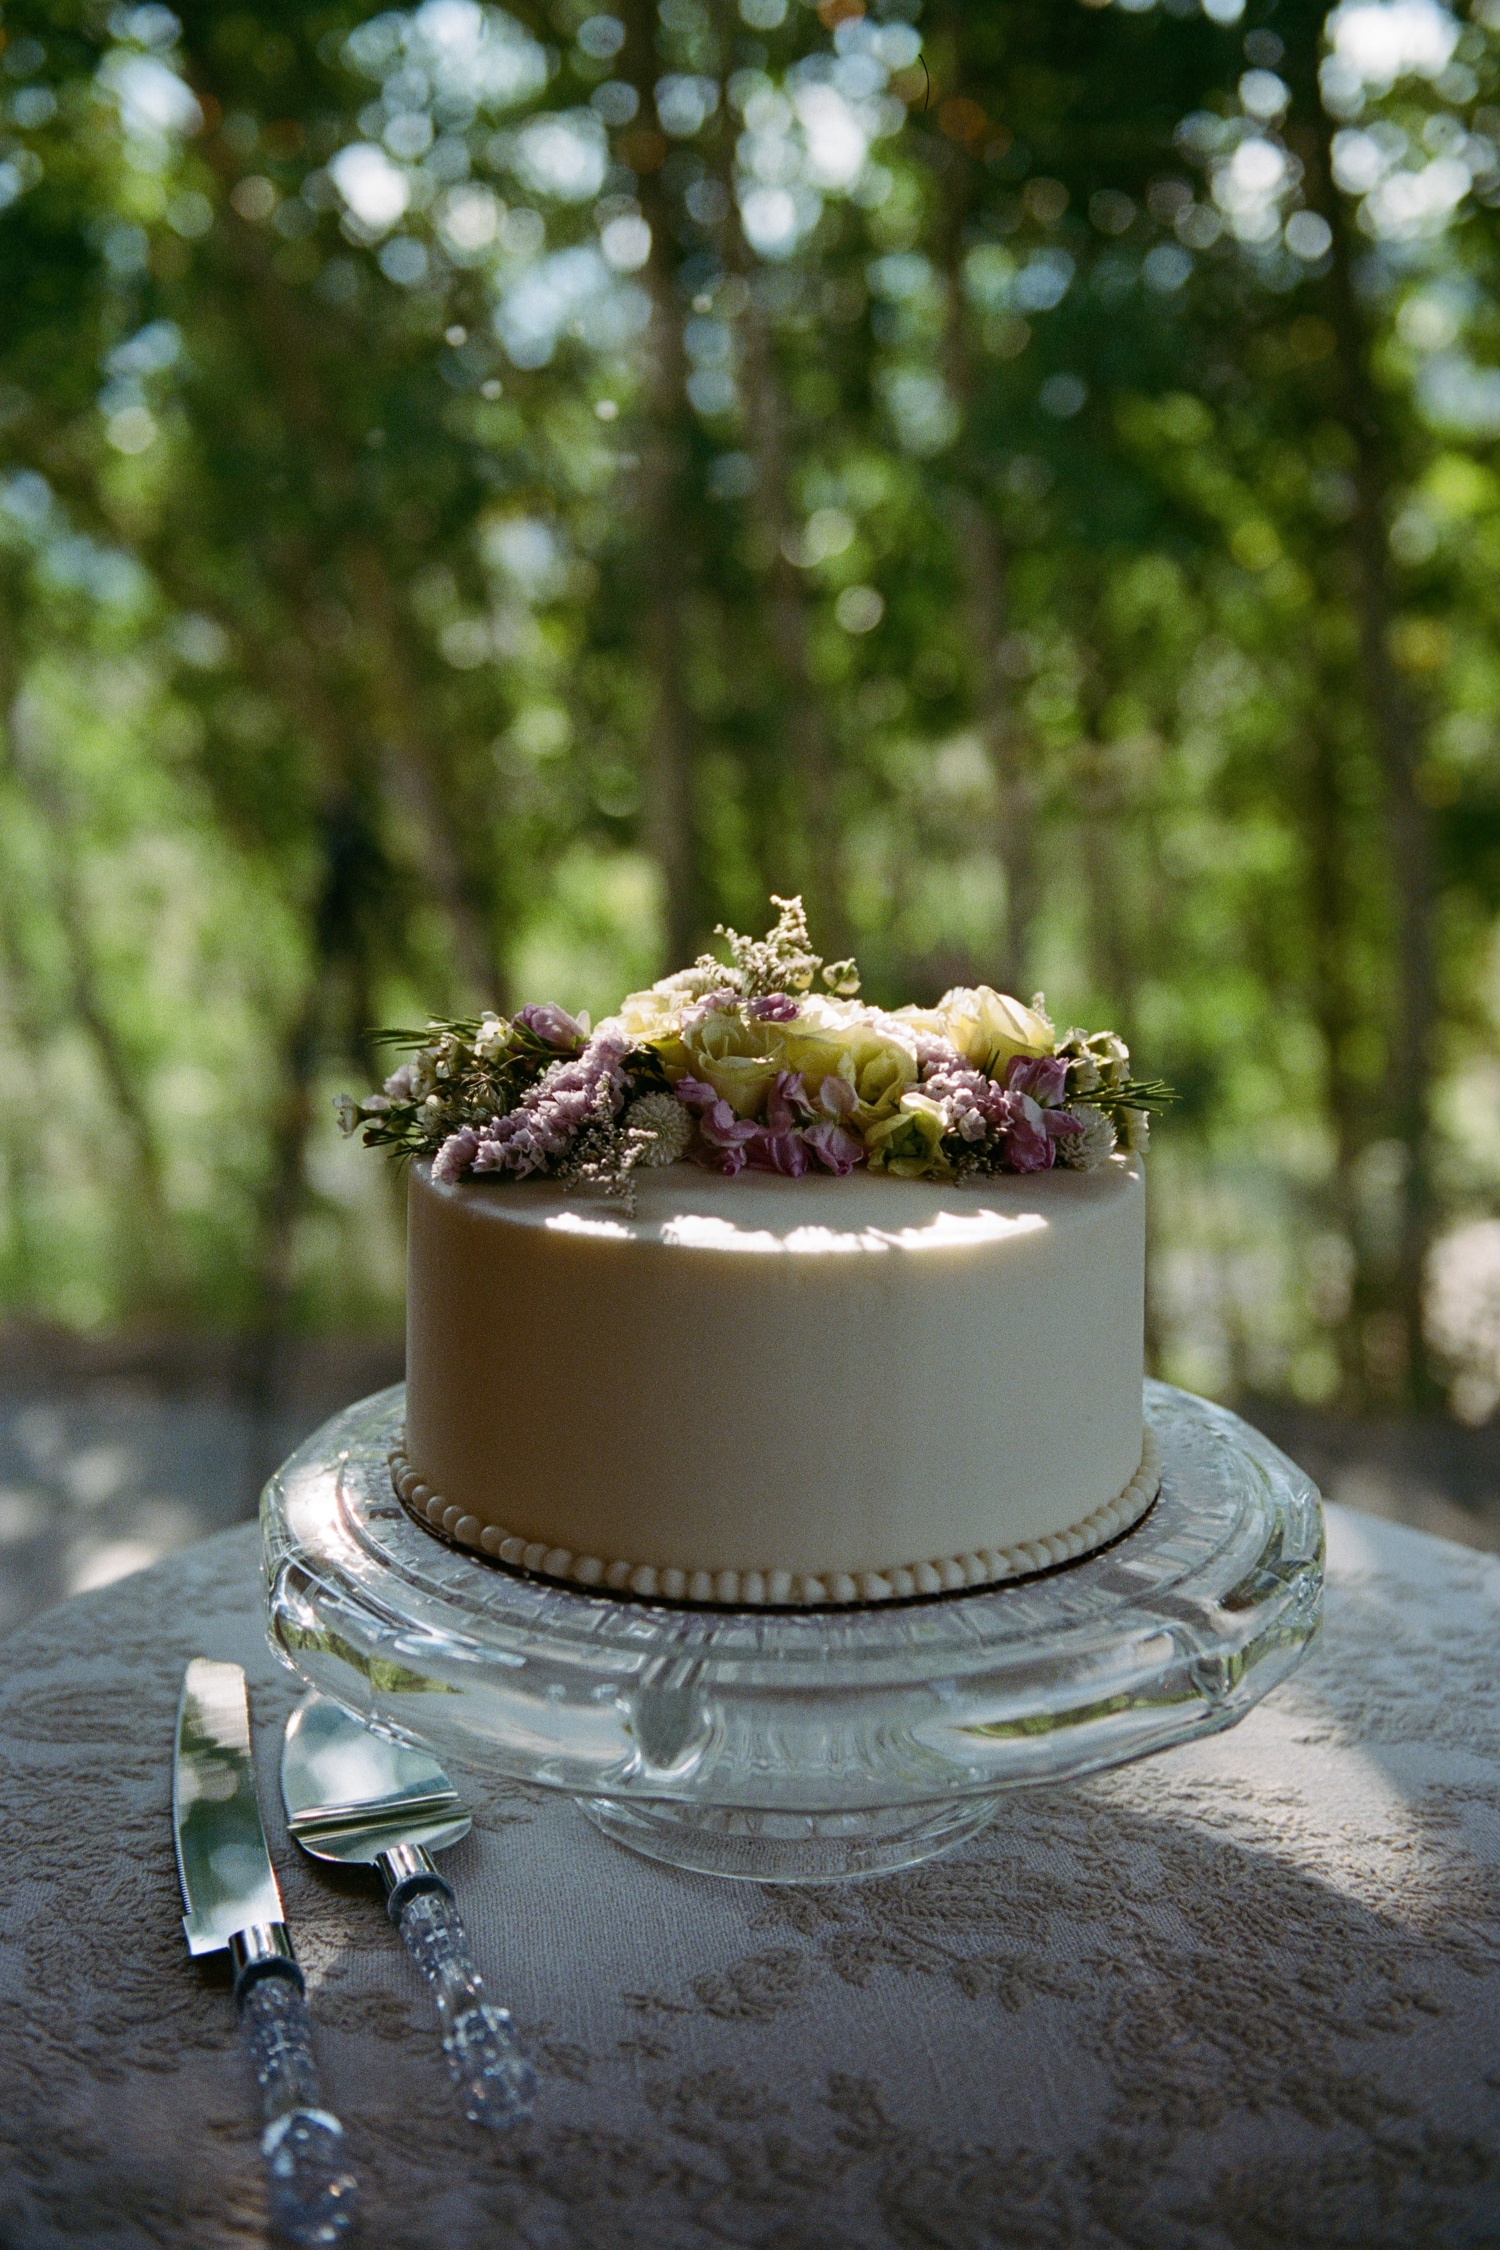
[
  {"left": 745, "top": 993, "right": 799, "bottom": 1021},
  {"left": 913, "top": 1035, "right": 966, "bottom": 1075},
  {"left": 1002, "top": 1094, "right": 1055, "bottom": 1172},
  {"left": 922, "top": 1063, "right": 1010, "bottom": 1141},
  {"left": 1005, "top": 1053, "right": 1069, "bottom": 1106}
]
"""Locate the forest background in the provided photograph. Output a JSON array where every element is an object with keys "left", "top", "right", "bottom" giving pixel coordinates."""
[{"left": 3, "top": 0, "right": 1500, "bottom": 1444}]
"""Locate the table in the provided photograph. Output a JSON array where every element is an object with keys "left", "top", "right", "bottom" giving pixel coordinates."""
[{"left": 1, "top": 1503, "right": 1496, "bottom": 2249}]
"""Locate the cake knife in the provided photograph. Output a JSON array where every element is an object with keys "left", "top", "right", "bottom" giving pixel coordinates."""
[
  {"left": 279, "top": 1692, "right": 535, "bottom": 2127},
  {"left": 173, "top": 1660, "right": 357, "bottom": 2245}
]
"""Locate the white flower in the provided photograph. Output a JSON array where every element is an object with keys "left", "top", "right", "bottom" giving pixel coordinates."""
[
  {"left": 473, "top": 1012, "right": 511, "bottom": 1061},
  {"left": 624, "top": 1092, "right": 693, "bottom": 1166},
  {"left": 654, "top": 961, "right": 734, "bottom": 1001},
  {"left": 332, "top": 1093, "right": 360, "bottom": 1136},
  {"left": 1057, "top": 1104, "right": 1117, "bottom": 1172},
  {"left": 1121, "top": 1107, "right": 1150, "bottom": 1154}
]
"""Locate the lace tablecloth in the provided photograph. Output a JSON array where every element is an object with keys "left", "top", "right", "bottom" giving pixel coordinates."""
[{"left": 0, "top": 1501, "right": 1496, "bottom": 2250}]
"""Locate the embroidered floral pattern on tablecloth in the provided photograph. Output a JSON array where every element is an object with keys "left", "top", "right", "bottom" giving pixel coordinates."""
[{"left": 0, "top": 1509, "right": 1496, "bottom": 2249}]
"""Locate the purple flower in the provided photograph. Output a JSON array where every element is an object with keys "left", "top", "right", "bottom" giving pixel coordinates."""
[
  {"left": 746, "top": 1126, "right": 810, "bottom": 1176},
  {"left": 804, "top": 1120, "right": 864, "bottom": 1173},
  {"left": 433, "top": 1127, "right": 480, "bottom": 1183},
  {"left": 745, "top": 993, "right": 800, "bottom": 1022},
  {"left": 696, "top": 1097, "right": 759, "bottom": 1151},
  {"left": 674, "top": 1074, "right": 727, "bottom": 1112},
  {"left": 513, "top": 1002, "right": 586, "bottom": 1050},
  {"left": 700, "top": 1139, "right": 749, "bottom": 1176},
  {"left": 466, "top": 1028, "right": 629, "bottom": 1177},
  {"left": 1005, "top": 1053, "right": 1069, "bottom": 1106},
  {"left": 817, "top": 1074, "right": 857, "bottom": 1119},
  {"left": 679, "top": 988, "right": 740, "bottom": 1029},
  {"left": 1045, "top": 1108, "right": 1083, "bottom": 1141},
  {"left": 765, "top": 1070, "right": 814, "bottom": 1130}
]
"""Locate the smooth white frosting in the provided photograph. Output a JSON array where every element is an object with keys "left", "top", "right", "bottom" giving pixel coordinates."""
[
  {"left": 389, "top": 1423, "right": 1160, "bottom": 1603},
  {"left": 403, "top": 1155, "right": 1147, "bottom": 1597}
]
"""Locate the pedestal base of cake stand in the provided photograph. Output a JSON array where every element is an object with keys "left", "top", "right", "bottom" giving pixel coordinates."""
[
  {"left": 576, "top": 1795, "right": 1002, "bottom": 1882},
  {"left": 263, "top": 1379, "right": 1324, "bottom": 1885}
]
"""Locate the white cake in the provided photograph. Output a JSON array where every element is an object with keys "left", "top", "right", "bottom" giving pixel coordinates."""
[{"left": 392, "top": 1151, "right": 1156, "bottom": 1605}]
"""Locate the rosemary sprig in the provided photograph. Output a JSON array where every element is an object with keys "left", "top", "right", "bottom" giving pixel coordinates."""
[{"left": 1083, "top": 1077, "right": 1178, "bottom": 1117}]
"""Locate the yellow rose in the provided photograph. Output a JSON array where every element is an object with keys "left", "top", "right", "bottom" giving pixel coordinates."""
[
  {"left": 677, "top": 1008, "right": 781, "bottom": 1117},
  {"left": 890, "top": 1005, "right": 945, "bottom": 1042},
  {"left": 620, "top": 990, "right": 922, "bottom": 1126},
  {"left": 776, "top": 997, "right": 918, "bottom": 1125},
  {"left": 863, "top": 1090, "right": 952, "bottom": 1179},
  {"left": 605, "top": 983, "right": 698, "bottom": 1078},
  {"left": 901, "top": 986, "right": 1054, "bottom": 1077},
  {"left": 613, "top": 986, "right": 678, "bottom": 1040},
  {"left": 845, "top": 1033, "right": 916, "bottom": 1125}
]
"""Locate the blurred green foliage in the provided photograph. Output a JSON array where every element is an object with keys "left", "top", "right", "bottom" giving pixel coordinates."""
[{"left": 1, "top": 0, "right": 1499, "bottom": 1416}]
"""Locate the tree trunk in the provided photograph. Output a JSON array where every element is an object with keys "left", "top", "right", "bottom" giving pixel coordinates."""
[
  {"left": 947, "top": 488, "right": 1037, "bottom": 994},
  {"left": 1285, "top": 49, "right": 1439, "bottom": 1405},
  {"left": 673, "top": 0, "right": 848, "bottom": 950},
  {"left": 929, "top": 75, "right": 1038, "bottom": 997},
  {"left": 633, "top": 296, "right": 699, "bottom": 970},
  {"left": 343, "top": 539, "right": 505, "bottom": 1011},
  {"left": 735, "top": 300, "right": 848, "bottom": 957},
  {"left": 236, "top": 797, "right": 374, "bottom": 1498},
  {"left": 617, "top": 0, "right": 701, "bottom": 970},
  {"left": 1304, "top": 712, "right": 1370, "bottom": 1403}
]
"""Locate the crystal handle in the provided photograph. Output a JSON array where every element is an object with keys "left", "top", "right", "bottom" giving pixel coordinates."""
[
  {"left": 380, "top": 1849, "right": 535, "bottom": 2127},
  {"left": 233, "top": 1930, "right": 357, "bottom": 2246}
]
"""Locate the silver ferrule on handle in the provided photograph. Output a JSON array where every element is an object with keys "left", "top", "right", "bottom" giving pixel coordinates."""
[
  {"left": 230, "top": 1920, "right": 300, "bottom": 2000},
  {"left": 376, "top": 1839, "right": 452, "bottom": 1919}
]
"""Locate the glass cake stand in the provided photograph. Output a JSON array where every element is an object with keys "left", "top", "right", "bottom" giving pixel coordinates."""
[{"left": 261, "top": 1380, "right": 1323, "bottom": 1883}]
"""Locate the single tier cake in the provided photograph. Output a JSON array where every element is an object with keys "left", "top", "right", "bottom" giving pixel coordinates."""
[
  {"left": 392, "top": 1152, "right": 1156, "bottom": 1604},
  {"left": 344, "top": 897, "right": 1168, "bottom": 1606}
]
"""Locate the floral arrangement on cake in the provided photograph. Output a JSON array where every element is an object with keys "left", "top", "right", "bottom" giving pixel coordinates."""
[{"left": 336, "top": 897, "right": 1170, "bottom": 1201}]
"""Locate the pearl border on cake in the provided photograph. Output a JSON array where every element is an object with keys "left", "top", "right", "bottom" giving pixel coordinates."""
[{"left": 385, "top": 1424, "right": 1162, "bottom": 1607}]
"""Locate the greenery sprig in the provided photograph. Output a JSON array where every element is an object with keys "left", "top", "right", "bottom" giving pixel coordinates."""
[{"left": 338, "top": 1013, "right": 581, "bottom": 1162}]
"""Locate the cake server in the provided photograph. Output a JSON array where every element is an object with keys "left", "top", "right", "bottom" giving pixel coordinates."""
[
  {"left": 173, "top": 1659, "right": 356, "bottom": 2246},
  {"left": 279, "top": 1693, "right": 535, "bottom": 2127}
]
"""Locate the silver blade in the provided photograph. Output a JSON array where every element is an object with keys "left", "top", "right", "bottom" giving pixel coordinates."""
[
  {"left": 280, "top": 1695, "right": 471, "bottom": 1867},
  {"left": 173, "top": 1659, "right": 284, "bottom": 1957}
]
